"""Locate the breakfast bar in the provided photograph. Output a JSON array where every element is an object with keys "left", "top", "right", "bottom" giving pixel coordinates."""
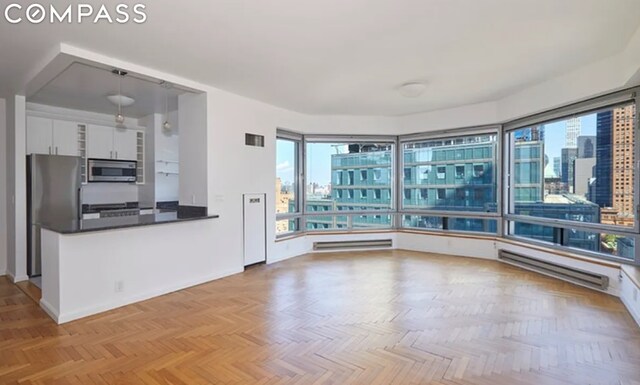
[{"left": 38, "top": 213, "right": 233, "bottom": 324}]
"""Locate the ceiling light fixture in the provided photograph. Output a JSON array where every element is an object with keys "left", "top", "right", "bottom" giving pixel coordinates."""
[
  {"left": 112, "top": 69, "right": 128, "bottom": 126},
  {"left": 398, "top": 81, "right": 427, "bottom": 98},
  {"left": 106, "top": 94, "right": 135, "bottom": 107},
  {"left": 160, "top": 81, "right": 172, "bottom": 132}
]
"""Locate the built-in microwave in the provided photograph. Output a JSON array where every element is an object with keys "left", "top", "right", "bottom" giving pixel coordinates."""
[{"left": 88, "top": 159, "right": 137, "bottom": 183}]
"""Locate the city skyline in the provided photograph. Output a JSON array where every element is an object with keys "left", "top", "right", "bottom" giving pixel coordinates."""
[{"left": 278, "top": 115, "right": 599, "bottom": 189}]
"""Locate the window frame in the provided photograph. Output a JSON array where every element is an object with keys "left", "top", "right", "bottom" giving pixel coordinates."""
[
  {"left": 303, "top": 135, "right": 398, "bottom": 218},
  {"left": 300, "top": 135, "right": 398, "bottom": 232},
  {"left": 502, "top": 89, "right": 639, "bottom": 236},
  {"left": 275, "top": 129, "right": 304, "bottom": 237},
  {"left": 398, "top": 125, "right": 502, "bottom": 219}
]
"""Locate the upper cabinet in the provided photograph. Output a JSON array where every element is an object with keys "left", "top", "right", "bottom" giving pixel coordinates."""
[
  {"left": 26, "top": 116, "right": 80, "bottom": 156},
  {"left": 87, "top": 125, "right": 139, "bottom": 161},
  {"left": 26, "top": 116, "right": 54, "bottom": 155},
  {"left": 113, "top": 128, "right": 138, "bottom": 161},
  {"left": 86, "top": 124, "right": 114, "bottom": 159},
  {"left": 53, "top": 120, "right": 81, "bottom": 156}
]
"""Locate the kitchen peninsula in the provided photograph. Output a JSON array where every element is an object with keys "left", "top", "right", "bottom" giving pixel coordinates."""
[{"left": 38, "top": 212, "right": 227, "bottom": 324}]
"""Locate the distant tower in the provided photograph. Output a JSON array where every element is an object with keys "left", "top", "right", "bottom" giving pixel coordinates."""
[
  {"left": 565, "top": 118, "right": 581, "bottom": 148},
  {"left": 553, "top": 157, "right": 561, "bottom": 178}
]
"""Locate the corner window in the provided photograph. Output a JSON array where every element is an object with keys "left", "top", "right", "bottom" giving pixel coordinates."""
[
  {"left": 506, "top": 102, "right": 636, "bottom": 228},
  {"left": 276, "top": 132, "right": 302, "bottom": 236}
]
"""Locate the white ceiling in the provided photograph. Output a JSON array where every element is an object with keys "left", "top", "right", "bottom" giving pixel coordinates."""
[
  {"left": 2, "top": 0, "right": 640, "bottom": 116},
  {"left": 29, "top": 63, "right": 184, "bottom": 118}
]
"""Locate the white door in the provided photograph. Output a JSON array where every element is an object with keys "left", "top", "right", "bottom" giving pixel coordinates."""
[
  {"left": 26, "top": 116, "right": 53, "bottom": 155},
  {"left": 52, "top": 120, "right": 79, "bottom": 156},
  {"left": 113, "top": 129, "right": 138, "bottom": 160},
  {"left": 243, "top": 193, "right": 267, "bottom": 266},
  {"left": 87, "top": 125, "right": 114, "bottom": 159}
]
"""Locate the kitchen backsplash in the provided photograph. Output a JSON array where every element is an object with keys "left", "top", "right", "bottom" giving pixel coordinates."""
[{"left": 81, "top": 183, "right": 139, "bottom": 205}]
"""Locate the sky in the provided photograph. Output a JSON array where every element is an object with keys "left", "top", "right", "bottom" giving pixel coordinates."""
[
  {"left": 277, "top": 112, "right": 600, "bottom": 187},
  {"left": 542, "top": 113, "right": 597, "bottom": 164}
]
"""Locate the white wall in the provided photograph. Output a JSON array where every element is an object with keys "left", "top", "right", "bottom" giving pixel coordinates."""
[
  {"left": 0, "top": 98, "right": 7, "bottom": 275},
  {"left": 6, "top": 95, "right": 28, "bottom": 282},
  {"left": 178, "top": 93, "right": 208, "bottom": 208},
  {"left": 620, "top": 270, "right": 640, "bottom": 326}
]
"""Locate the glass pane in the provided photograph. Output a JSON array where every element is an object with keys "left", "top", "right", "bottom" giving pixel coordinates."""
[
  {"left": 276, "top": 218, "right": 299, "bottom": 235},
  {"left": 511, "top": 222, "right": 556, "bottom": 244},
  {"left": 448, "top": 218, "right": 497, "bottom": 234},
  {"left": 403, "top": 133, "right": 497, "bottom": 212},
  {"left": 306, "top": 142, "right": 393, "bottom": 211},
  {"left": 566, "top": 230, "right": 635, "bottom": 260},
  {"left": 352, "top": 215, "right": 393, "bottom": 229},
  {"left": 276, "top": 139, "right": 298, "bottom": 214},
  {"left": 511, "top": 103, "right": 636, "bottom": 228},
  {"left": 305, "top": 215, "right": 348, "bottom": 231},
  {"left": 402, "top": 215, "right": 444, "bottom": 230}
]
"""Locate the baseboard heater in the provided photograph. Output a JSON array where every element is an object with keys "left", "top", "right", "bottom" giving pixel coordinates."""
[
  {"left": 498, "top": 250, "right": 609, "bottom": 290},
  {"left": 313, "top": 239, "right": 392, "bottom": 251}
]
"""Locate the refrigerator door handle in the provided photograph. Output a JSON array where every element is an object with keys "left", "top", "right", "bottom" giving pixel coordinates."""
[
  {"left": 48, "top": 146, "right": 51, "bottom": 154},
  {"left": 55, "top": 147, "right": 58, "bottom": 155},
  {"left": 77, "top": 188, "right": 82, "bottom": 220}
]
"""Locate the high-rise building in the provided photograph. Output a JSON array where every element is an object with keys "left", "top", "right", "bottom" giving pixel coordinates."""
[
  {"left": 573, "top": 158, "right": 596, "bottom": 197},
  {"left": 553, "top": 156, "right": 561, "bottom": 179},
  {"left": 595, "top": 111, "right": 613, "bottom": 208},
  {"left": 561, "top": 147, "right": 578, "bottom": 192},
  {"left": 565, "top": 117, "right": 581, "bottom": 148},
  {"left": 307, "top": 144, "right": 393, "bottom": 230},
  {"left": 612, "top": 105, "right": 636, "bottom": 222},
  {"left": 594, "top": 105, "right": 636, "bottom": 226},
  {"left": 577, "top": 135, "right": 596, "bottom": 158}
]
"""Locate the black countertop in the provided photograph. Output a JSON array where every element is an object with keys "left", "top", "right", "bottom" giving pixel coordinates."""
[{"left": 39, "top": 212, "right": 219, "bottom": 234}]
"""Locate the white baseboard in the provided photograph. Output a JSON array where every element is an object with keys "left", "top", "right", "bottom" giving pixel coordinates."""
[
  {"left": 40, "top": 298, "right": 61, "bottom": 323},
  {"left": 6, "top": 271, "right": 29, "bottom": 283},
  {"left": 621, "top": 296, "right": 640, "bottom": 328},
  {"left": 54, "top": 267, "right": 243, "bottom": 324}
]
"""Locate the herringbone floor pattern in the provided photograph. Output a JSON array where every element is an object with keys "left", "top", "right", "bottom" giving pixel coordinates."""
[{"left": 1, "top": 250, "right": 639, "bottom": 384}]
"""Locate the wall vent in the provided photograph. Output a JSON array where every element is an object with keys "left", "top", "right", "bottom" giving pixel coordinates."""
[
  {"left": 313, "top": 239, "right": 392, "bottom": 251},
  {"left": 498, "top": 250, "right": 609, "bottom": 290},
  {"left": 245, "top": 133, "right": 265, "bottom": 147}
]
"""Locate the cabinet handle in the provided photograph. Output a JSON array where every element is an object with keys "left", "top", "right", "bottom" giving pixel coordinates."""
[
  {"left": 48, "top": 146, "right": 51, "bottom": 154},
  {"left": 55, "top": 147, "right": 58, "bottom": 155},
  {"left": 110, "top": 151, "right": 113, "bottom": 159},
  {"left": 115, "top": 151, "right": 118, "bottom": 159}
]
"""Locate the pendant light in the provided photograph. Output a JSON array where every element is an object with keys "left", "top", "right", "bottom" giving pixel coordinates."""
[
  {"left": 112, "top": 69, "right": 128, "bottom": 126},
  {"left": 161, "top": 81, "right": 172, "bottom": 132}
]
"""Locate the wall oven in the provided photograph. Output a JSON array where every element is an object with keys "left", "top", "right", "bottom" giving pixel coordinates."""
[{"left": 88, "top": 159, "right": 137, "bottom": 182}]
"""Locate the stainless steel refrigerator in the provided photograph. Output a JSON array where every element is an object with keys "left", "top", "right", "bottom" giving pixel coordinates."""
[{"left": 27, "top": 154, "right": 82, "bottom": 277}]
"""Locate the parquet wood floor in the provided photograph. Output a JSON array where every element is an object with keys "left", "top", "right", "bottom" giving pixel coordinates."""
[{"left": 1, "top": 250, "right": 639, "bottom": 384}]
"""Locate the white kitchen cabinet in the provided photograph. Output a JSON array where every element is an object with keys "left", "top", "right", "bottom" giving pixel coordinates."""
[
  {"left": 113, "top": 128, "right": 138, "bottom": 161},
  {"left": 87, "top": 125, "right": 116, "bottom": 159},
  {"left": 26, "top": 116, "right": 54, "bottom": 155},
  {"left": 87, "top": 125, "right": 140, "bottom": 161},
  {"left": 52, "top": 120, "right": 80, "bottom": 156},
  {"left": 27, "top": 116, "right": 80, "bottom": 156}
]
